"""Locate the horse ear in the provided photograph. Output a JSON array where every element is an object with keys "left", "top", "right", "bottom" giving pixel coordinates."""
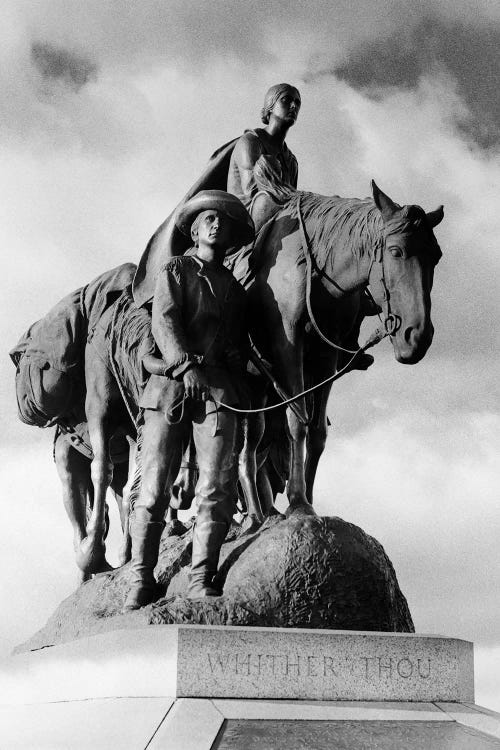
[
  {"left": 426, "top": 205, "right": 444, "bottom": 228},
  {"left": 371, "top": 180, "right": 400, "bottom": 221}
]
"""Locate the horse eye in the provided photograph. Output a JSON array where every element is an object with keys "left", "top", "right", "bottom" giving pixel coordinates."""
[{"left": 388, "top": 246, "right": 403, "bottom": 258}]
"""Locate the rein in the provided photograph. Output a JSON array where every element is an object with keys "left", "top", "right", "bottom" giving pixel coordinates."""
[
  {"left": 154, "top": 325, "right": 388, "bottom": 421},
  {"left": 143, "top": 194, "right": 398, "bottom": 419},
  {"left": 296, "top": 193, "right": 400, "bottom": 346},
  {"left": 211, "top": 324, "right": 388, "bottom": 416}
]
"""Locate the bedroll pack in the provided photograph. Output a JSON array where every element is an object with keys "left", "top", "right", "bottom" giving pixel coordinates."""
[{"left": 10, "top": 263, "right": 136, "bottom": 428}]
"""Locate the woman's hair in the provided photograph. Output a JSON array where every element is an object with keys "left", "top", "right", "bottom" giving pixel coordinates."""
[{"left": 261, "top": 83, "right": 301, "bottom": 124}]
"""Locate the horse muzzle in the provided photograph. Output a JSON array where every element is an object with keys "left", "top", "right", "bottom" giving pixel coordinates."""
[{"left": 392, "top": 321, "right": 434, "bottom": 364}]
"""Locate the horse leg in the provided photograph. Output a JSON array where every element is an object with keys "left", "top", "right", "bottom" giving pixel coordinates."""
[
  {"left": 167, "top": 435, "right": 196, "bottom": 536},
  {"left": 80, "top": 410, "right": 113, "bottom": 573},
  {"left": 170, "top": 434, "right": 197, "bottom": 512},
  {"left": 305, "top": 375, "right": 335, "bottom": 505},
  {"left": 110, "top": 462, "right": 126, "bottom": 526},
  {"left": 54, "top": 433, "right": 93, "bottom": 583},
  {"left": 272, "top": 327, "right": 315, "bottom": 515},
  {"left": 256, "top": 464, "right": 278, "bottom": 516},
  {"left": 111, "top": 444, "right": 135, "bottom": 566},
  {"left": 77, "top": 351, "right": 114, "bottom": 574},
  {"left": 238, "top": 412, "right": 266, "bottom": 531}
]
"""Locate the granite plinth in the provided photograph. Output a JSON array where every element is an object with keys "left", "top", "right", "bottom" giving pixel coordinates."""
[
  {"left": 2, "top": 625, "right": 473, "bottom": 705},
  {"left": 177, "top": 627, "right": 474, "bottom": 703}
]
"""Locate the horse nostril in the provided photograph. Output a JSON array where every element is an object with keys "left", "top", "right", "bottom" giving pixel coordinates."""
[{"left": 404, "top": 326, "right": 414, "bottom": 345}]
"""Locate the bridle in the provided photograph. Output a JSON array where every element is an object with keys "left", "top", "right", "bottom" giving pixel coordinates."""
[
  {"left": 296, "top": 193, "right": 400, "bottom": 350},
  {"left": 143, "top": 196, "right": 401, "bottom": 420},
  {"left": 365, "top": 236, "right": 401, "bottom": 337}
]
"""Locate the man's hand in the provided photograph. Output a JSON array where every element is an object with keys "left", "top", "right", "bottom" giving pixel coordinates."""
[
  {"left": 225, "top": 346, "right": 244, "bottom": 372},
  {"left": 183, "top": 366, "right": 211, "bottom": 401}
]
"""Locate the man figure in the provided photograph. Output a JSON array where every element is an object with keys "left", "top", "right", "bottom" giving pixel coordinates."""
[{"left": 125, "top": 190, "right": 254, "bottom": 610}]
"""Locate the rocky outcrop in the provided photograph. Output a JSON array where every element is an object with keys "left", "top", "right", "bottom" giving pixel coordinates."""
[{"left": 17, "top": 514, "right": 413, "bottom": 652}]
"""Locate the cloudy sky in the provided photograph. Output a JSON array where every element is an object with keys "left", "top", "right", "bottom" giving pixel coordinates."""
[{"left": 1, "top": 0, "right": 499, "bottom": 709}]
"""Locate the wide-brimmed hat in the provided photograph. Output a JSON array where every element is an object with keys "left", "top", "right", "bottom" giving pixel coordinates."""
[{"left": 175, "top": 190, "right": 255, "bottom": 248}]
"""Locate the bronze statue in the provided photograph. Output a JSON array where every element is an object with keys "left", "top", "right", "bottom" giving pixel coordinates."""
[
  {"left": 53, "top": 427, "right": 132, "bottom": 580},
  {"left": 227, "top": 82, "right": 300, "bottom": 234},
  {"left": 131, "top": 83, "right": 301, "bottom": 306},
  {"left": 9, "top": 264, "right": 138, "bottom": 576},
  {"left": 10, "top": 83, "right": 444, "bottom": 620},
  {"left": 124, "top": 190, "right": 254, "bottom": 608},
  {"left": 241, "top": 181, "right": 443, "bottom": 510},
  {"left": 79, "top": 181, "right": 443, "bottom": 587},
  {"left": 133, "top": 83, "right": 373, "bottom": 369}
]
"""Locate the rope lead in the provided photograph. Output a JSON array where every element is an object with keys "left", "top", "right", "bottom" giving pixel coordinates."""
[{"left": 213, "top": 328, "right": 389, "bottom": 416}]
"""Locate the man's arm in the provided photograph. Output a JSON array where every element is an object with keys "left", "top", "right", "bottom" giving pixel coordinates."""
[{"left": 151, "top": 261, "right": 210, "bottom": 399}]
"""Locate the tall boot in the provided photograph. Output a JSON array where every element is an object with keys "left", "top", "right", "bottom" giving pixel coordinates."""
[
  {"left": 188, "top": 520, "right": 228, "bottom": 598},
  {"left": 123, "top": 517, "right": 165, "bottom": 611}
]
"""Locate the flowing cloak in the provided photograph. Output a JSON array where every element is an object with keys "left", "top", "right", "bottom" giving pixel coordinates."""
[
  {"left": 132, "top": 138, "right": 238, "bottom": 308},
  {"left": 132, "top": 131, "right": 297, "bottom": 307}
]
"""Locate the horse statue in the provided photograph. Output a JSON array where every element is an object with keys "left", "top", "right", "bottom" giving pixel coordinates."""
[
  {"left": 77, "top": 180, "right": 442, "bottom": 574},
  {"left": 240, "top": 180, "right": 442, "bottom": 512},
  {"left": 53, "top": 426, "right": 134, "bottom": 580}
]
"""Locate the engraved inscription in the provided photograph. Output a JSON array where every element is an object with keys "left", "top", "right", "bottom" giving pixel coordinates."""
[
  {"left": 207, "top": 652, "right": 339, "bottom": 678},
  {"left": 206, "top": 650, "right": 432, "bottom": 682},
  {"left": 360, "top": 656, "right": 432, "bottom": 680}
]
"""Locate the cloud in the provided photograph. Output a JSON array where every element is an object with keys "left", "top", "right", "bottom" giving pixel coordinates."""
[
  {"left": 328, "top": 17, "right": 500, "bottom": 149},
  {"left": 31, "top": 42, "right": 98, "bottom": 91}
]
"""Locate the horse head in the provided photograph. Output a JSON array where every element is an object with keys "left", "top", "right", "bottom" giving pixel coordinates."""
[{"left": 370, "top": 181, "right": 443, "bottom": 364}]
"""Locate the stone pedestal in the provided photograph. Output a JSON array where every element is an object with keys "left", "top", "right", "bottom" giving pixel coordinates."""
[
  {"left": 1, "top": 626, "right": 499, "bottom": 749},
  {"left": 177, "top": 626, "right": 473, "bottom": 702}
]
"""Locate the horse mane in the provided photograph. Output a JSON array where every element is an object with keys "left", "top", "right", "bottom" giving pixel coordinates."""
[
  {"left": 295, "top": 191, "right": 383, "bottom": 265},
  {"left": 255, "top": 162, "right": 440, "bottom": 265},
  {"left": 269, "top": 183, "right": 439, "bottom": 268},
  {"left": 255, "top": 165, "right": 382, "bottom": 261}
]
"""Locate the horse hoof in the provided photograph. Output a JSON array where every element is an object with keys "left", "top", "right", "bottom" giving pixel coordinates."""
[
  {"left": 76, "top": 536, "right": 113, "bottom": 575},
  {"left": 165, "top": 519, "right": 189, "bottom": 537},
  {"left": 117, "top": 537, "right": 132, "bottom": 566},
  {"left": 117, "top": 547, "right": 132, "bottom": 567},
  {"left": 239, "top": 514, "right": 263, "bottom": 536},
  {"left": 267, "top": 506, "right": 285, "bottom": 518},
  {"left": 170, "top": 483, "right": 195, "bottom": 511},
  {"left": 285, "top": 503, "right": 317, "bottom": 518},
  {"left": 77, "top": 569, "right": 92, "bottom": 585}
]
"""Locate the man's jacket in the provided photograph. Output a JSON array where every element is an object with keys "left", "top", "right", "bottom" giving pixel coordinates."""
[{"left": 139, "top": 255, "right": 248, "bottom": 412}]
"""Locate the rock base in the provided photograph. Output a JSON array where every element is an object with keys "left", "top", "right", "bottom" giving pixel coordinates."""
[{"left": 18, "top": 514, "right": 413, "bottom": 651}]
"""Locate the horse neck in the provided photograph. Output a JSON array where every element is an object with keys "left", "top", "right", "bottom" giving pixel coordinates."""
[{"left": 303, "top": 198, "right": 382, "bottom": 297}]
